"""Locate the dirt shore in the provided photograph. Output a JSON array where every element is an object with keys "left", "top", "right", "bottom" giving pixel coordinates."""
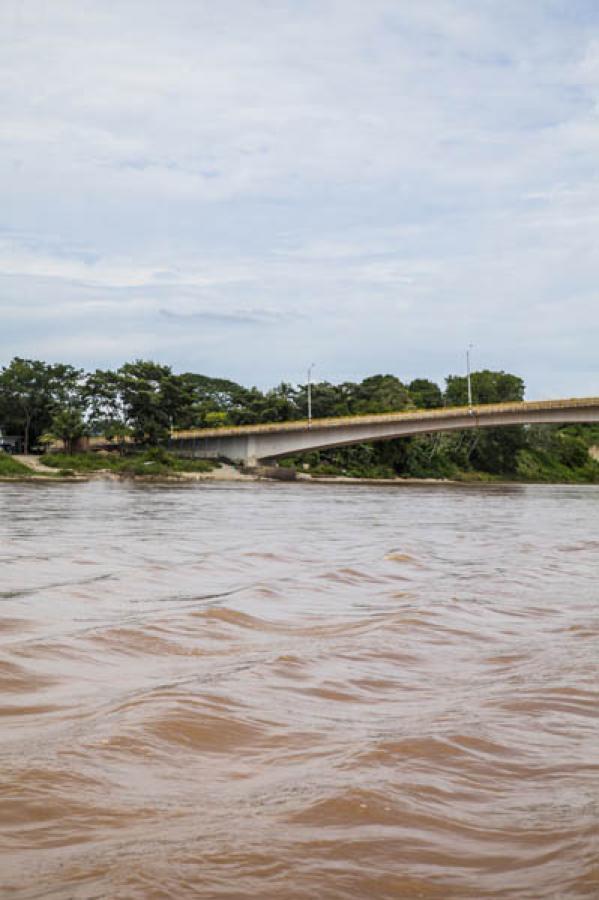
[{"left": 5, "top": 456, "right": 452, "bottom": 485}]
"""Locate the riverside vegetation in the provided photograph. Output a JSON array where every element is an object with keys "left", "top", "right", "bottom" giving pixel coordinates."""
[
  {"left": 0, "top": 454, "right": 36, "bottom": 478},
  {"left": 0, "top": 447, "right": 217, "bottom": 480},
  {"left": 0, "top": 357, "right": 598, "bottom": 483},
  {"left": 42, "top": 448, "right": 218, "bottom": 478}
]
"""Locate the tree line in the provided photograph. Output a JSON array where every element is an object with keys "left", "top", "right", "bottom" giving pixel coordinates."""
[{"left": 0, "top": 357, "right": 596, "bottom": 481}]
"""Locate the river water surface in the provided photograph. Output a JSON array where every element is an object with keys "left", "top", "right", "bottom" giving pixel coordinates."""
[{"left": 0, "top": 481, "right": 598, "bottom": 899}]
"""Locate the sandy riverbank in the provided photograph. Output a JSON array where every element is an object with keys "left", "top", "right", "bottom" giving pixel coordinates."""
[
  {"left": 4, "top": 456, "right": 453, "bottom": 485},
  {"left": 4, "top": 458, "right": 255, "bottom": 483}
]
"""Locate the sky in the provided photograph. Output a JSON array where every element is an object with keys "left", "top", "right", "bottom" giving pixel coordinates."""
[{"left": 2, "top": 0, "right": 599, "bottom": 398}]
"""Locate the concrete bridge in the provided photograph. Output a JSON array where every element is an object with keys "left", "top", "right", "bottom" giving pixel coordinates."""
[{"left": 169, "top": 397, "right": 599, "bottom": 465}]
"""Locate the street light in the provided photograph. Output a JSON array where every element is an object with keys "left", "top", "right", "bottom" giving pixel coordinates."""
[
  {"left": 466, "top": 344, "right": 474, "bottom": 413},
  {"left": 307, "top": 363, "right": 315, "bottom": 428}
]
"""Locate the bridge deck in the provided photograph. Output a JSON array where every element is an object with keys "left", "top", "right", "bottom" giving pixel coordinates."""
[{"left": 171, "top": 397, "right": 599, "bottom": 441}]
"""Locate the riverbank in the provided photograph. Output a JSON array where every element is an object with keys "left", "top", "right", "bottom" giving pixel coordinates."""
[
  {"left": 0, "top": 456, "right": 255, "bottom": 483},
  {"left": 4, "top": 449, "right": 599, "bottom": 486},
  {"left": 2, "top": 455, "right": 595, "bottom": 487},
  {"left": 0, "top": 464, "right": 446, "bottom": 486},
  {"left": 0, "top": 454, "right": 457, "bottom": 485}
]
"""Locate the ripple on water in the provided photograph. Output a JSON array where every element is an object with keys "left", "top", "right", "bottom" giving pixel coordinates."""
[{"left": 0, "top": 481, "right": 598, "bottom": 899}]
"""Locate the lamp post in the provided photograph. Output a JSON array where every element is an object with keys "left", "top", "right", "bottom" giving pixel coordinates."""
[
  {"left": 466, "top": 344, "right": 473, "bottom": 413},
  {"left": 307, "top": 363, "right": 315, "bottom": 428}
]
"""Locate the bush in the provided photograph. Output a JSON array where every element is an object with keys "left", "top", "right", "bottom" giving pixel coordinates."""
[
  {"left": 143, "top": 446, "right": 174, "bottom": 465},
  {"left": 171, "top": 458, "right": 217, "bottom": 472},
  {"left": 515, "top": 448, "right": 591, "bottom": 483},
  {"left": 0, "top": 455, "right": 35, "bottom": 477},
  {"left": 43, "top": 452, "right": 119, "bottom": 472},
  {"left": 555, "top": 434, "right": 588, "bottom": 469},
  {"left": 41, "top": 449, "right": 217, "bottom": 476},
  {"left": 118, "top": 459, "right": 169, "bottom": 476}
]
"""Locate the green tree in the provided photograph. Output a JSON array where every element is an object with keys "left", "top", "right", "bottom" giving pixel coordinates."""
[
  {"left": 294, "top": 381, "right": 349, "bottom": 420},
  {"left": 117, "top": 360, "right": 194, "bottom": 444},
  {"left": 443, "top": 369, "right": 527, "bottom": 475},
  {"left": 204, "top": 411, "right": 228, "bottom": 428},
  {"left": 445, "top": 370, "right": 525, "bottom": 407},
  {"left": 350, "top": 374, "right": 410, "bottom": 415},
  {"left": 51, "top": 408, "right": 87, "bottom": 454},
  {"left": 84, "top": 369, "right": 124, "bottom": 433},
  {"left": 0, "top": 358, "right": 83, "bottom": 453},
  {"left": 408, "top": 378, "right": 443, "bottom": 409}
]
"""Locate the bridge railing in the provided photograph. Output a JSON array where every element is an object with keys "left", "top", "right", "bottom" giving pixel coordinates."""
[{"left": 169, "top": 397, "right": 599, "bottom": 441}]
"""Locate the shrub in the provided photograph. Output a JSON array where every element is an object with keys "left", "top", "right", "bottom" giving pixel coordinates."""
[
  {"left": 171, "top": 458, "right": 217, "bottom": 472},
  {"left": 43, "top": 452, "right": 118, "bottom": 472},
  {"left": 0, "top": 455, "right": 34, "bottom": 477},
  {"left": 41, "top": 449, "right": 217, "bottom": 476}
]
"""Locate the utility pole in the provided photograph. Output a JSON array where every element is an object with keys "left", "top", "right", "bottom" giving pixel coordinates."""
[
  {"left": 466, "top": 344, "right": 474, "bottom": 413},
  {"left": 307, "top": 363, "right": 315, "bottom": 428}
]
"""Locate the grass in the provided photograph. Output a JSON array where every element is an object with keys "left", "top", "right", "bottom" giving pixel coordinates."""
[
  {"left": 452, "top": 470, "right": 500, "bottom": 483},
  {"left": 308, "top": 462, "right": 396, "bottom": 479},
  {"left": 42, "top": 449, "right": 219, "bottom": 477},
  {"left": 0, "top": 454, "right": 38, "bottom": 477},
  {"left": 43, "top": 452, "right": 119, "bottom": 472}
]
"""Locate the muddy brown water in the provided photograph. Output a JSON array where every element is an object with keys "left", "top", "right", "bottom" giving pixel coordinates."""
[{"left": 0, "top": 480, "right": 597, "bottom": 899}]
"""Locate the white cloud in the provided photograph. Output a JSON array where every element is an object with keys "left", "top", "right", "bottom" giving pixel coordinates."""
[{"left": 1, "top": 0, "right": 599, "bottom": 397}]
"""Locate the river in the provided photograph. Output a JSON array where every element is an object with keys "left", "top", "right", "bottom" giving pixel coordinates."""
[{"left": 0, "top": 480, "right": 597, "bottom": 899}]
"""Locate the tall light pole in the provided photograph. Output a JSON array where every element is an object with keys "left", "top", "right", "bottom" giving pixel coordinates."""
[
  {"left": 307, "top": 363, "right": 315, "bottom": 428},
  {"left": 466, "top": 344, "right": 474, "bottom": 413}
]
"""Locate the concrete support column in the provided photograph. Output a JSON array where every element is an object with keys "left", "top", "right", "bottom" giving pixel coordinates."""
[{"left": 245, "top": 436, "right": 258, "bottom": 467}]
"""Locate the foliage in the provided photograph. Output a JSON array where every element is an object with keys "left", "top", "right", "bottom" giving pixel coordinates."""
[
  {"left": 51, "top": 408, "right": 87, "bottom": 454},
  {"left": 42, "top": 450, "right": 218, "bottom": 476},
  {"left": 0, "top": 358, "right": 83, "bottom": 453},
  {"left": 180, "top": 372, "right": 412, "bottom": 425},
  {"left": 43, "top": 452, "right": 121, "bottom": 472},
  {"left": 350, "top": 374, "right": 410, "bottom": 414},
  {"left": 116, "top": 361, "right": 194, "bottom": 444},
  {"left": 84, "top": 369, "right": 123, "bottom": 427},
  {"left": 515, "top": 448, "right": 599, "bottom": 483},
  {"left": 83, "top": 362, "right": 194, "bottom": 445},
  {"left": 408, "top": 378, "right": 443, "bottom": 409},
  {"left": 445, "top": 370, "right": 525, "bottom": 406},
  {"left": 204, "top": 411, "right": 229, "bottom": 428},
  {"left": 0, "top": 454, "right": 36, "bottom": 477}
]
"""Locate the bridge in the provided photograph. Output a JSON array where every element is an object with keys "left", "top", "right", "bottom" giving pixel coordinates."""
[{"left": 168, "top": 397, "right": 599, "bottom": 466}]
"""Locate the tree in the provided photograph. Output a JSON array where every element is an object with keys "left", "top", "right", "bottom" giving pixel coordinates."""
[
  {"left": 350, "top": 374, "right": 410, "bottom": 415},
  {"left": 0, "top": 358, "right": 83, "bottom": 453},
  {"left": 444, "top": 369, "right": 527, "bottom": 475},
  {"left": 85, "top": 362, "right": 196, "bottom": 445},
  {"left": 84, "top": 369, "right": 124, "bottom": 435},
  {"left": 294, "top": 381, "right": 349, "bottom": 420},
  {"left": 117, "top": 360, "right": 194, "bottom": 444},
  {"left": 445, "top": 370, "right": 525, "bottom": 407},
  {"left": 51, "top": 408, "right": 87, "bottom": 454},
  {"left": 408, "top": 378, "right": 443, "bottom": 409},
  {"left": 204, "top": 411, "right": 229, "bottom": 428}
]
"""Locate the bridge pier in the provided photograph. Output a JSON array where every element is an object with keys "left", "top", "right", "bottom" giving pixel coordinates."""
[{"left": 171, "top": 433, "right": 259, "bottom": 466}]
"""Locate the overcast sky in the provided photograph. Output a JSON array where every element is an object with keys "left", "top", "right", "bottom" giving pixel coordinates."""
[{"left": 2, "top": 1, "right": 599, "bottom": 397}]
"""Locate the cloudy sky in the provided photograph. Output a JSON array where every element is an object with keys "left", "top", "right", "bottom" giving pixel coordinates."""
[{"left": 2, "top": 1, "right": 599, "bottom": 397}]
